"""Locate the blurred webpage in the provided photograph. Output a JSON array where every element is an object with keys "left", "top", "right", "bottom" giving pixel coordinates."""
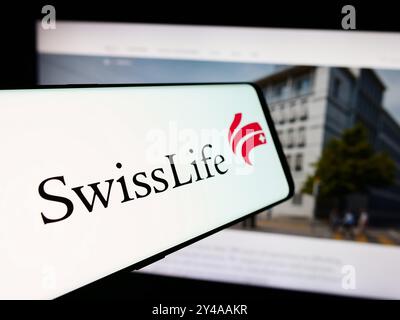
[{"left": 37, "top": 22, "right": 400, "bottom": 298}]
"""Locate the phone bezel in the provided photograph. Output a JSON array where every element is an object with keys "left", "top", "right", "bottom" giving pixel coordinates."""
[{"left": 0, "top": 82, "right": 294, "bottom": 298}]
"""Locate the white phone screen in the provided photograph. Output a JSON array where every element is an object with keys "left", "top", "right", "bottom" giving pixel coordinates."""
[{"left": 0, "top": 83, "right": 293, "bottom": 298}]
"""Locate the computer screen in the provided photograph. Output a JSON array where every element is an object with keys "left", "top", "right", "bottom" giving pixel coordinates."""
[{"left": 37, "top": 21, "right": 400, "bottom": 299}]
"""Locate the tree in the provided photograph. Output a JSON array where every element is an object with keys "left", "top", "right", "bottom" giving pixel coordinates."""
[{"left": 302, "top": 123, "right": 396, "bottom": 199}]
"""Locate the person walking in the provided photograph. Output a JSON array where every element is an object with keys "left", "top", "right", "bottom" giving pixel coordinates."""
[
  {"left": 357, "top": 208, "right": 369, "bottom": 235},
  {"left": 329, "top": 208, "right": 341, "bottom": 232},
  {"left": 343, "top": 209, "right": 356, "bottom": 239}
]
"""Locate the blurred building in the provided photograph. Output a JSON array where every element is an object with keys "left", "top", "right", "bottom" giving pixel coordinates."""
[{"left": 255, "top": 66, "right": 400, "bottom": 224}]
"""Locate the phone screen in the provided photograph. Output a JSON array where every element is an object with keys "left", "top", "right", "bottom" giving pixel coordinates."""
[{"left": 0, "top": 83, "right": 293, "bottom": 298}]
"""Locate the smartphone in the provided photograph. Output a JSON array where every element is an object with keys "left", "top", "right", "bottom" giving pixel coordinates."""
[{"left": 0, "top": 83, "right": 293, "bottom": 299}]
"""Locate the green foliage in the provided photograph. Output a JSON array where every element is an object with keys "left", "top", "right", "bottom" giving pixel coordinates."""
[{"left": 302, "top": 123, "right": 396, "bottom": 197}]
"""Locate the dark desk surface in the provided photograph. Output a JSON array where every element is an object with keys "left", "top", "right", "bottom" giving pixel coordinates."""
[{"left": 60, "top": 271, "right": 359, "bottom": 300}]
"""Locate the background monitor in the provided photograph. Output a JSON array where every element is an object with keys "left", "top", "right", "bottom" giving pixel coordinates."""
[{"left": 37, "top": 21, "right": 400, "bottom": 299}]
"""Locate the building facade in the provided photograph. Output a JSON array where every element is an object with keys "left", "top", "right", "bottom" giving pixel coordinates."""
[{"left": 256, "top": 66, "right": 400, "bottom": 224}]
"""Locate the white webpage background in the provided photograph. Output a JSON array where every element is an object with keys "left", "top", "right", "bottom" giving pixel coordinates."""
[
  {"left": 37, "top": 21, "right": 400, "bottom": 70},
  {"left": 37, "top": 22, "right": 400, "bottom": 298},
  {"left": 143, "top": 229, "right": 400, "bottom": 299}
]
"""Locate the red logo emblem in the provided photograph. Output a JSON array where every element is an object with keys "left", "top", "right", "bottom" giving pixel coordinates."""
[{"left": 228, "top": 113, "right": 267, "bottom": 165}]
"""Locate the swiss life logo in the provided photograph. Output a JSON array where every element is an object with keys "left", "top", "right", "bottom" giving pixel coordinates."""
[
  {"left": 38, "top": 113, "right": 267, "bottom": 224},
  {"left": 228, "top": 113, "right": 267, "bottom": 165}
]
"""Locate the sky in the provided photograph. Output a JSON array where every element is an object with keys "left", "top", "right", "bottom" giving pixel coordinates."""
[{"left": 40, "top": 54, "right": 400, "bottom": 123}]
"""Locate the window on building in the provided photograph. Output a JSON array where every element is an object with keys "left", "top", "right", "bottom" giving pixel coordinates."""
[
  {"left": 277, "top": 129, "right": 285, "bottom": 146},
  {"left": 270, "top": 105, "right": 275, "bottom": 113},
  {"left": 279, "top": 104, "right": 286, "bottom": 124},
  {"left": 297, "top": 127, "right": 306, "bottom": 147},
  {"left": 274, "top": 83, "right": 284, "bottom": 97},
  {"left": 287, "top": 128, "right": 294, "bottom": 148},
  {"left": 263, "top": 89, "right": 268, "bottom": 100},
  {"left": 286, "top": 154, "right": 292, "bottom": 169},
  {"left": 270, "top": 105, "right": 276, "bottom": 123},
  {"left": 299, "top": 98, "right": 308, "bottom": 120},
  {"left": 294, "top": 153, "right": 303, "bottom": 171},
  {"left": 267, "top": 82, "right": 287, "bottom": 102},
  {"left": 293, "top": 74, "right": 312, "bottom": 96},
  {"left": 332, "top": 77, "right": 341, "bottom": 98},
  {"left": 289, "top": 101, "right": 296, "bottom": 122},
  {"left": 292, "top": 193, "right": 303, "bottom": 205}
]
